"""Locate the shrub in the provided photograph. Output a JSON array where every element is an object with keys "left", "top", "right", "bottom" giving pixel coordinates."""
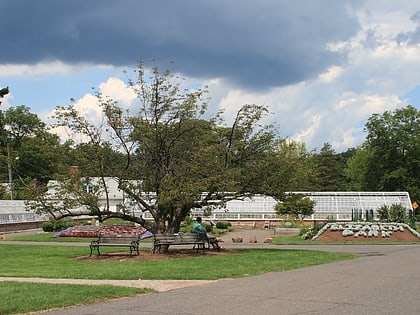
[
  {"left": 53, "top": 219, "right": 75, "bottom": 231},
  {"left": 300, "top": 221, "right": 328, "bottom": 240},
  {"left": 299, "top": 227, "right": 315, "bottom": 240},
  {"left": 215, "top": 221, "right": 231, "bottom": 229},
  {"left": 203, "top": 223, "right": 212, "bottom": 232},
  {"left": 42, "top": 219, "right": 75, "bottom": 232},
  {"left": 42, "top": 221, "right": 54, "bottom": 232},
  {"left": 377, "top": 204, "right": 408, "bottom": 223},
  {"left": 389, "top": 204, "right": 408, "bottom": 222},
  {"left": 179, "top": 226, "right": 190, "bottom": 233}
]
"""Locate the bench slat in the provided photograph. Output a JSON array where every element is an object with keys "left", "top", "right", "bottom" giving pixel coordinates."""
[
  {"left": 153, "top": 232, "right": 208, "bottom": 253},
  {"left": 89, "top": 234, "right": 141, "bottom": 256}
]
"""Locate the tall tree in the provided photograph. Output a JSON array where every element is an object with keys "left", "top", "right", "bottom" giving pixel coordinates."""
[
  {"left": 344, "top": 146, "right": 372, "bottom": 191},
  {"left": 310, "top": 143, "right": 347, "bottom": 191},
  {"left": 363, "top": 105, "right": 420, "bottom": 201},
  {"left": 28, "top": 63, "right": 276, "bottom": 233},
  {"left": 262, "top": 139, "right": 314, "bottom": 200},
  {"left": 0, "top": 105, "right": 63, "bottom": 199}
]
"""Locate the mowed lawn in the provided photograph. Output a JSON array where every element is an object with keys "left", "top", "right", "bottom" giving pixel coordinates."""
[
  {"left": 0, "top": 244, "right": 354, "bottom": 280},
  {"left": 0, "top": 235, "right": 355, "bottom": 314}
]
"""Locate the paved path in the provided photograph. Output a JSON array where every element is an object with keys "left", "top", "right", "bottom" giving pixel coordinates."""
[{"left": 2, "top": 229, "right": 420, "bottom": 314}]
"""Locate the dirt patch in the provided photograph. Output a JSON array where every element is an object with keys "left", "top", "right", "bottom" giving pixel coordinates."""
[
  {"left": 316, "top": 228, "right": 419, "bottom": 242},
  {"left": 77, "top": 248, "right": 238, "bottom": 262}
]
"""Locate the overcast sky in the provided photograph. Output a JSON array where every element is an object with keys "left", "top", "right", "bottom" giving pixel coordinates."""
[{"left": 1, "top": 0, "right": 419, "bottom": 152}]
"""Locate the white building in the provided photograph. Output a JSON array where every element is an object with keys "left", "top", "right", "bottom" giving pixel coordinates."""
[
  {"left": 1, "top": 175, "right": 414, "bottom": 224},
  {"left": 190, "top": 191, "right": 414, "bottom": 222}
]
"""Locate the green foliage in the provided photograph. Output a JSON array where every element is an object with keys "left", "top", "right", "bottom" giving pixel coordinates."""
[
  {"left": 215, "top": 221, "right": 231, "bottom": 229},
  {"left": 299, "top": 227, "right": 315, "bottom": 240},
  {"left": 203, "top": 223, "right": 212, "bottom": 232},
  {"left": 29, "top": 62, "right": 276, "bottom": 235},
  {"left": 363, "top": 105, "right": 420, "bottom": 201},
  {"left": 275, "top": 193, "right": 315, "bottom": 221},
  {"left": 42, "top": 219, "right": 75, "bottom": 232},
  {"left": 184, "top": 216, "right": 194, "bottom": 225},
  {"left": 261, "top": 139, "right": 314, "bottom": 199},
  {"left": 377, "top": 204, "right": 408, "bottom": 223},
  {"left": 41, "top": 221, "right": 54, "bottom": 232},
  {"left": 310, "top": 143, "right": 347, "bottom": 191},
  {"left": 299, "top": 221, "right": 326, "bottom": 240}
]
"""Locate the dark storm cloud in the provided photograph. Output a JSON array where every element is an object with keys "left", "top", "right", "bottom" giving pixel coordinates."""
[{"left": 0, "top": 0, "right": 360, "bottom": 89}]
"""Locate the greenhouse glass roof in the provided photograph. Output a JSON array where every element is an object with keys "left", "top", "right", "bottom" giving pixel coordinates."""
[{"left": 297, "top": 191, "right": 413, "bottom": 213}]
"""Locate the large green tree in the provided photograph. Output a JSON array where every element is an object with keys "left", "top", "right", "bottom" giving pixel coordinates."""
[
  {"left": 28, "top": 63, "right": 276, "bottom": 233},
  {"left": 0, "top": 105, "right": 63, "bottom": 199},
  {"left": 344, "top": 145, "right": 372, "bottom": 191},
  {"left": 261, "top": 139, "right": 315, "bottom": 200},
  {"left": 362, "top": 105, "right": 420, "bottom": 201},
  {"left": 309, "top": 143, "right": 347, "bottom": 191}
]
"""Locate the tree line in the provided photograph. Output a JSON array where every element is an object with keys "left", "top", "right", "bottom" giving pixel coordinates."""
[{"left": 1, "top": 63, "right": 419, "bottom": 233}]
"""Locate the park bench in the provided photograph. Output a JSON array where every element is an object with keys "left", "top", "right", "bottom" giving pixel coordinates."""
[
  {"left": 153, "top": 232, "right": 208, "bottom": 253},
  {"left": 89, "top": 233, "right": 141, "bottom": 256}
]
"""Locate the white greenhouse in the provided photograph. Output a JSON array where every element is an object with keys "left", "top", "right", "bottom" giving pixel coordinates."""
[{"left": 190, "top": 191, "right": 414, "bottom": 222}]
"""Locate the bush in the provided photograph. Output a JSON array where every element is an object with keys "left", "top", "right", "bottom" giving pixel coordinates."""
[
  {"left": 377, "top": 204, "right": 408, "bottom": 223},
  {"left": 203, "top": 223, "right": 212, "bottom": 232},
  {"left": 42, "top": 219, "right": 75, "bottom": 232},
  {"left": 299, "top": 227, "right": 315, "bottom": 240},
  {"left": 42, "top": 221, "right": 54, "bottom": 232},
  {"left": 215, "top": 221, "right": 231, "bottom": 229}
]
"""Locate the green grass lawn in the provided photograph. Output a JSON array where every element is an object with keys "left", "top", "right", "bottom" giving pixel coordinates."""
[
  {"left": 0, "top": 244, "right": 354, "bottom": 280},
  {"left": 0, "top": 282, "right": 152, "bottom": 315},
  {"left": 0, "top": 232, "right": 355, "bottom": 314},
  {"left": 4, "top": 232, "right": 94, "bottom": 242}
]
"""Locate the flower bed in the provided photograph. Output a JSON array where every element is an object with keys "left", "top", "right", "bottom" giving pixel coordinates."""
[
  {"left": 313, "top": 222, "right": 420, "bottom": 242},
  {"left": 54, "top": 225, "right": 152, "bottom": 239}
]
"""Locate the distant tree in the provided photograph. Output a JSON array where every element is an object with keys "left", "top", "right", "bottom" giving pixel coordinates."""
[
  {"left": 344, "top": 146, "right": 372, "bottom": 191},
  {"left": 28, "top": 62, "right": 276, "bottom": 233},
  {"left": 0, "top": 105, "right": 63, "bottom": 199},
  {"left": 363, "top": 105, "right": 420, "bottom": 201},
  {"left": 262, "top": 139, "right": 314, "bottom": 200},
  {"left": 275, "top": 193, "right": 315, "bottom": 221},
  {"left": 310, "top": 143, "right": 347, "bottom": 191}
]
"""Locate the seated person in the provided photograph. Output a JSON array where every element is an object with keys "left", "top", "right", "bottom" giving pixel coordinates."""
[{"left": 192, "top": 217, "right": 221, "bottom": 250}]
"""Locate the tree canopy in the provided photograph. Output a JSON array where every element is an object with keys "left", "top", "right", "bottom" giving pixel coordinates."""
[
  {"left": 28, "top": 63, "right": 277, "bottom": 233},
  {"left": 361, "top": 105, "right": 419, "bottom": 201},
  {"left": 3, "top": 75, "right": 419, "bottom": 222},
  {"left": 274, "top": 193, "right": 315, "bottom": 221}
]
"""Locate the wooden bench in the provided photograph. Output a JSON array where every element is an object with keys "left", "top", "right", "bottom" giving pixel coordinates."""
[
  {"left": 89, "top": 234, "right": 141, "bottom": 256},
  {"left": 153, "top": 232, "right": 208, "bottom": 253}
]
